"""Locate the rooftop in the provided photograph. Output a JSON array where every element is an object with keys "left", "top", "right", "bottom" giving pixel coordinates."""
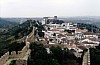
[{"left": 84, "top": 32, "right": 94, "bottom": 35}]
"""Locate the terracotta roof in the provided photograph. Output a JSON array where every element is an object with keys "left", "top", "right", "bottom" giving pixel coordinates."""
[
  {"left": 84, "top": 32, "right": 94, "bottom": 35},
  {"left": 81, "top": 38, "right": 97, "bottom": 41},
  {"left": 66, "top": 33, "right": 75, "bottom": 36},
  {"left": 75, "top": 29, "right": 87, "bottom": 33},
  {"left": 74, "top": 41, "right": 80, "bottom": 45},
  {"left": 68, "top": 40, "right": 75, "bottom": 43},
  {"left": 88, "top": 38, "right": 97, "bottom": 41},
  {"left": 66, "top": 45, "right": 76, "bottom": 48},
  {"left": 58, "top": 34, "right": 66, "bottom": 37},
  {"left": 50, "top": 29, "right": 59, "bottom": 31}
]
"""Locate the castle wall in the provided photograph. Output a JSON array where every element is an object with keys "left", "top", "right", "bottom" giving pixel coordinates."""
[
  {"left": 0, "top": 52, "right": 9, "bottom": 65},
  {"left": 15, "top": 60, "right": 27, "bottom": 65},
  {"left": 0, "top": 44, "right": 29, "bottom": 65},
  {"left": 9, "top": 45, "right": 29, "bottom": 59}
]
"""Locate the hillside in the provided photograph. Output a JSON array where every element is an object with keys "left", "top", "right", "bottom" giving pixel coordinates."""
[
  {"left": 2, "top": 18, "right": 42, "bottom": 24},
  {"left": 0, "top": 19, "right": 36, "bottom": 57},
  {"left": 0, "top": 18, "right": 18, "bottom": 29},
  {"left": 59, "top": 16, "right": 100, "bottom": 28}
]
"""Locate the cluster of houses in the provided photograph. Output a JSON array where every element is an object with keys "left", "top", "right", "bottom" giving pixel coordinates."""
[{"left": 37, "top": 16, "right": 100, "bottom": 57}]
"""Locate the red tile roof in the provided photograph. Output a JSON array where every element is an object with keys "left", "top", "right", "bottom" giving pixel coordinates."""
[
  {"left": 84, "top": 32, "right": 94, "bottom": 35},
  {"left": 66, "top": 34, "right": 75, "bottom": 36},
  {"left": 76, "top": 29, "right": 87, "bottom": 33}
]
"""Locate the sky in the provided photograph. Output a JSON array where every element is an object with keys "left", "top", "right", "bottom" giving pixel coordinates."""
[{"left": 0, "top": 0, "right": 100, "bottom": 17}]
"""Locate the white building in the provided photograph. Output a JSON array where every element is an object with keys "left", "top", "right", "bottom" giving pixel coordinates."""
[
  {"left": 83, "top": 32, "right": 98, "bottom": 39},
  {"left": 66, "top": 23, "right": 77, "bottom": 30},
  {"left": 66, "top": 34, "right": 75, "bottom": 40}
]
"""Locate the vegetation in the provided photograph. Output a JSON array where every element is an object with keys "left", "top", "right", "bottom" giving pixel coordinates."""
[
  {"left": 53, "top": 33, "right": 56, "bottom": 36},
  {"left": 90, "top": 44, "right": 100, "bottom": 65},
  {"left": 8, "top": 41, "right": 25, "bottom": 54},
  {"left": 0, "top": 18, "right": 99, "bottom": 65},
  {"left": 7, "top": 20, "right": 34, "bottom": 38},
  {"left": 77, "top": 23, "right": 100, "bottom": 33},
  {"left": 28, "top": 42, "right": 81, "bottom": 65},
  {"left": 47, "top": 19, "right": 64, "bottom": 24},
  {"left": 0, "top": 18, "right": 18, "bottom": 29},
  {"left": 9, "top": 60, "right": 16, "bottom": 65},
  {"left": 64, "top": 30, "right": 75, "bottom": 33},
  {"left": 38, "top": 32, "right": 44, "bottom": 37},
  {"left": 0, "top": 20, "right": 34, "bottom": 57},
  {"left": 34, "top": 21, "right": 45, "bottom": 37}
]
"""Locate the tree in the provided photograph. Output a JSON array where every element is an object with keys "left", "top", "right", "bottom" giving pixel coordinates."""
[
  {"left": 29, "top": 42, "right": 80, "bottom": 65},
  {"left": 96, "top": 44, "right": 100, "bottom": 50},
  {"left": 53, "top": 33, "right": 56, "bottom": 36},
  {"left": 90, "top": 48, "right": 100, "bottom": 65},
  {"left": 50, "top": 46, "right": 63, "bottom": 64},
  {"left": 29, "top": 42, "right": 47, "bottom": 65},
  {"left": 34, "top": 50, "right": 48, "bottom": 65},
  {"left": 8, "top": 41, "right": 25, "bottom": 54},
  {"left": 30, "top": 42, "right": 45, "bottom": 58},
  {"left": 49, "top": 59, "right": 60, "bottom": 65},
  {"left": 48, "top": 27, "right": 50, "bottom": 30},
  {"left": 38, "top": 32, "right": 44, "bottom": 37}
]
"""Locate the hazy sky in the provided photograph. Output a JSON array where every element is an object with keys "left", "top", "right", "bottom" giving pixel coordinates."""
[{"left": 0, "top": 0, "right": 100, "bottom": 17}]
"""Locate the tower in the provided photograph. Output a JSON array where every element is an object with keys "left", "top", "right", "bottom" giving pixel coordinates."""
[
  {"left": 43, "top": 17, "right": 48, "bottom": 24},
  {"left": 54, "top": 16, "right": 57, "bottom": 20}
]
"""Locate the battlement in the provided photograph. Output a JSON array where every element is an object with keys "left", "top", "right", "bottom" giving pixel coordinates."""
[
  {"left": 0, "top": 43, "right": 29, "bottom": 65},
  {"left": 0, "top": 52, "right": 9, "bottom": 65}
]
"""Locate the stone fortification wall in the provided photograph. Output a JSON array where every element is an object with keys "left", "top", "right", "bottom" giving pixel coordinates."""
[
  {"left": 15, "top": 60, "right": 27, "bottom": 65},
  {"left": 0, "top": 52, "right": 9, "bottom": 65},
  {"left": 0, "top": 44, "right": 29, "bottom": 65},
  {"left": 9, "top": 45, "right": 29, "bottom": 59}
]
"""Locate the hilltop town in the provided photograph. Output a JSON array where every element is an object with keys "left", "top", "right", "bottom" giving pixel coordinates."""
[
  {"left": 0, "top": 16, "right": 100, "bottom": 65},
  {"left": 37, "top": 16, "right": 100, "bottom": 48}
]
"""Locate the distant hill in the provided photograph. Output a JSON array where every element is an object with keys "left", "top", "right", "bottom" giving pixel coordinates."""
[
  {"left": 0, "top": 18, "right": 18, "bottom": 29},
  {"left": 6, "top": 20, "right": 35, "bottom": 38},
  {"left": 58, "top": 16, "right": 100, "bottom": 28},
  {"left": 2, "top": 18, "right": 42, "bottom": 24},
  {"left": 1, "top": 16, "right": 100, "bottom": 27}
]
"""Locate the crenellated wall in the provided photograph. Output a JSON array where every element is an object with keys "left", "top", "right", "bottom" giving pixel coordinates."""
[
  {"left": 9, "top": 45, "right": 29, "bottom": 59},
  {"left": 0, "top": 52, "right": 9, "bottom": 65},
  {"left": 0, "top": 44, "right": 29, "bottom": 65}
]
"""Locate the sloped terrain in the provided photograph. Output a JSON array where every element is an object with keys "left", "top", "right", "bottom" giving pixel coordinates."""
[{"left": 0, "top": 18, "right": 18, "bottom": 29}]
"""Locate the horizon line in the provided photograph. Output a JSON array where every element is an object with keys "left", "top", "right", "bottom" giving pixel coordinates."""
[{"left": 0, "top": 16, "right": 100, "bottom": 18}]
